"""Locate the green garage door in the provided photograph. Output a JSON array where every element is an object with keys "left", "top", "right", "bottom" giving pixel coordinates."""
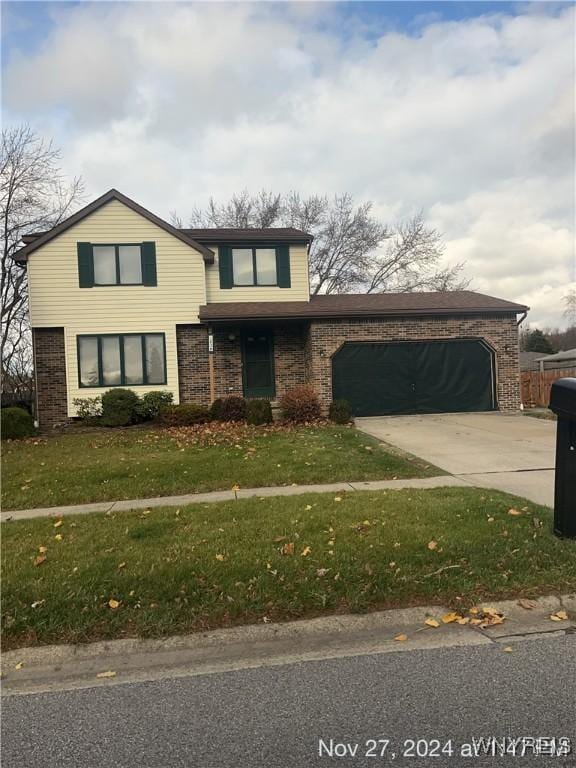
[{"left": 332, "top": 339, "right": 496, "bottom": 416}]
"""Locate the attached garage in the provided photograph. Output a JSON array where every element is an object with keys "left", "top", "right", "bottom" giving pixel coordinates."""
[{"left": 332, "top": 338, "right": 497, "bottom": 416}]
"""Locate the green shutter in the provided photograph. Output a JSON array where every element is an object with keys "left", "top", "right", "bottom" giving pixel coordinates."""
[
  {"left": 141, "top": 242, "right": 157, "bottom": 286},
  {"left": 219, "top": 245, "right": 233, "bottom": 289},
  {"left": 276, "top": 245, "right": 291, "bottom": 288},
  {"left": 77, "top": 242, "right": 94, "bottom": 288}
]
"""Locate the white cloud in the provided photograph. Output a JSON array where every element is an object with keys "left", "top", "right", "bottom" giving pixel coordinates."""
[{"left": 4, "top": 1, "right": 575, "bottom": 326}]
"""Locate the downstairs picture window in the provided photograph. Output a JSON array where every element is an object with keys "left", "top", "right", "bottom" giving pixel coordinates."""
[{"left": 78, "top": 334, "right": 166, "bottom": 387}]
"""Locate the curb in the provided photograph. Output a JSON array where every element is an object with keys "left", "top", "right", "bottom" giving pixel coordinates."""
[{"left": 2, "top": 594, "right": 574, "bottom": 697}]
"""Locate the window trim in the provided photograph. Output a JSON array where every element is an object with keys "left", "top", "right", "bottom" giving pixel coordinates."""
[
  {"left": 92, "top": 243, "right": 144, "bottom": 286},
  {"left": 232, "top": 246, "right": 278, "bottom": 287},
  {"left": 77, "top": 332, "right": 167, "bottom": 388}
]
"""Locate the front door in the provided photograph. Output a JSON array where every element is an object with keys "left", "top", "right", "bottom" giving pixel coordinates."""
[{"left": 241, "top": 329, "right": 275, "bottom": 398}]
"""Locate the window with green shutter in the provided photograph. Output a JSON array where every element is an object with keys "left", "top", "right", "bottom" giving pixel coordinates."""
[{"left": 77, "top": 243, "right": 157, "bottom": 287}]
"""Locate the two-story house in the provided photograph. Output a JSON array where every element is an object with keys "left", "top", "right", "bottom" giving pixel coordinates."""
[{"left": 14, "top": 189, "right": 528, "bottom": 429}]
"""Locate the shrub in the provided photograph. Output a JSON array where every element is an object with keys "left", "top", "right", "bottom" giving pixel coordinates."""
[
  {"left": 246, "top": 399, "right": 273, "bottom": 426},
  {"left": 280, "top": 384, "right": 321, "bottom": 423},
  {"left": 73, "top": 396, "right": 103, "bottom": 422},
  {"left": 2, "top": 407, "right": 35, "bottom": 439},
  {"left": 101, "top": 388, "right": 140, "bottom": 427},
  {"left": 159, "top": 403, "right": 211, "bottom": 426},
  {"left": 219, "top": 395, "right": 247, "bottom": 422},
  {"left": 210, "top": 398, "right": 225, "bottom": 421},
  {"left": 137, "top": 391, "right": 174, "bottom": 421},
  {"left": 329, "top": 399, "right": 352, "bottom": 424}
]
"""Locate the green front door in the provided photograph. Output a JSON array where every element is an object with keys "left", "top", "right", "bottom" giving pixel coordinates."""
[{"left": 242, "top": 329, "right": 275, "bottom": 398}]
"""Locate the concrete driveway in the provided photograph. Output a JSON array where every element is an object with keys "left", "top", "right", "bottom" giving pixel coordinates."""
[{"left": 356, "top": 412, "right": 556, "bottom": 507}]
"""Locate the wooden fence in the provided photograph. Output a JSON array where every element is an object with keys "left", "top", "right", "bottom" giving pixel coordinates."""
[{"left": 521, "top": 368, "right": 576, "bottom": 408}]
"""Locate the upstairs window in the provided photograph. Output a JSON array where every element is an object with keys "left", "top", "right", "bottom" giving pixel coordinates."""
[
  {"left": 93, "top": 245, "right": 143, "bottom": 285},
  {"left": 77, "top": 242, "right": 157, "bottom": 287},
  {"left": 232, "top": 247, "right": 277, "bottom": 286},
  {"left": 78, "top": 333, "right": 166, "bottom": 388}
]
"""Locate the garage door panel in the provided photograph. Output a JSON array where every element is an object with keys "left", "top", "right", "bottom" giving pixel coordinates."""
[{"left": 332, "top": 339, "right": 495, "bottom": 416}]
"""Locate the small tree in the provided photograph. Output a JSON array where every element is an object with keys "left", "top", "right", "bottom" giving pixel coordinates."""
[{"left": 524, "top": 329, "right": 555, "bottom": 355}]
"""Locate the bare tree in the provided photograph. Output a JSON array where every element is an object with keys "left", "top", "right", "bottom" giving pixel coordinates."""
[
  {"left": 1, "top": 125, "right": 84, "bottom": 391},
  {"left": 181, "top": 189, "right": 467, "bottom": 294},
  {"left": 563, "top": 288, "right": 576, "bottom": 326}
]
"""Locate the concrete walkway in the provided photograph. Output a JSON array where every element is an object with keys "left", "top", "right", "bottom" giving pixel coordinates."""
[
  {"left": 1, "top": 475, "right": 468, "bottom": 522},
  {"left": 356, "top": 412, "right": 556, "bottom": 507}
]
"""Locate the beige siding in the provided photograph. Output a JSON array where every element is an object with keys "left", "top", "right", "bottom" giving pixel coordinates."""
[
  {"left": 205, "top": 245, "right": 310, "bottom": 302},
  {"left": 27, "top": 199, "right": 207, "bottom": 415}
]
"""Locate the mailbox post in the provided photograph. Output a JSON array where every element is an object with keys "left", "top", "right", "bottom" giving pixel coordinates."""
[{"left": 549, "top": 378, "right": 576, "bottom": 538}]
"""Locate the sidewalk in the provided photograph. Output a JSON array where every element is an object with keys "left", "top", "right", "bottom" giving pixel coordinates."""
[{"left": 1, "top": 475, "right": 467, "bottom": 522}]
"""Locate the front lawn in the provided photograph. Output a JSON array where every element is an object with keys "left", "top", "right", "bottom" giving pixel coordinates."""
[
  {"left": 2, "top": 487, "right": 574, "bottom": 650},
  {"left": 1, "top": 424, "right": 436, "bottom": 511}
]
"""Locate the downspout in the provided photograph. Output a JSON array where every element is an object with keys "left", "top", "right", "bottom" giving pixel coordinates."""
[{"left": 208, "top": 325, "right": 215, "bottom": 404}]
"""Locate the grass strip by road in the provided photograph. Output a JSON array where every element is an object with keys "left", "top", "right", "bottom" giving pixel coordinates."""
[
  {"left": 3, "top": 487, "right": 575, "bottom": 650},
  {"left": 1, "top": 424, "right": 437, "bottom": 511}
]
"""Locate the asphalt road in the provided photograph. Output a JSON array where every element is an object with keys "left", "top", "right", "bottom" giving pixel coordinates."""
[{"left": 3, "top": 636, "right": 576, "bottom": 768}]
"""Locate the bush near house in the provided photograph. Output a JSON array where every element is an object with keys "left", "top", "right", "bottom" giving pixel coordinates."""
[
  {"left": 72, "top": 396, "right": 103, "bottom": 423},
  {"left": 219, "top": 396, "right": 247, "bottom": 422},
  {"left": 1, "top": 407, "right": 36, "bottom": 440},
  {"left": 136, "top": 391, "right": 174, "bottom": 421},
  {"left": 246, "top": 399, "right": 273, "bottom": 426},
  {"left": 101, "top": 389, "right": 140, "bottom": 427},
  {"left": 210, "top": 398, "right": 225, "bottom": 421},
  {"left": 158, "top": 403, "right": 211, "bottom": 426},
  {"left": 280, "top": 384, "right": 321, "bottom": 423},
  {"left": 329, "top": 399, "right": 352, "bottom": 424}
]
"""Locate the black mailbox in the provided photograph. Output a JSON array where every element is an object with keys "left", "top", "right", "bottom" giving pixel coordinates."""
[{"left": 549, "top": 378, "right": 576, "bottom": 538}]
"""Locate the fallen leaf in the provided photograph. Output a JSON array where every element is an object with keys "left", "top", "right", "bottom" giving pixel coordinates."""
[
  {"left": 316, "top": 568, "right": 330, "bottom": 577},
  {"left": 550, "top": 610, "right": 568, "bottom": 622},
  {"left": 427, "top": 540, "right": 438, "bottom": 550},
  {"left": 15, "top": 662, "right": 24, "bottom": 670},
  {"left": 281, "top": 542, "right": 294, "bottom": 556},
  {"left": 117, "top": 562, "right": 126, "bottom": 570},
  {"left": 507, "top": 508, "right": 522, "bottom": 516},
  {"left": 468, "top": 607, "right": 479, "bottom": 615},
  {"left": 517, "top": 599, "right": 537, "bottom": 610},
  {"left": 456, "top": 617, "right": 470, "bottom": 625},
  {"left": 394, "top": 634, "right": 408, "bottom": 642},
  {"left": 33, "top": 555, "right": 46, "bottom": 567},
  {"left": 96, "top": 670, "right": 116, "bottom": 679},
  {"left": 273, "top": 535, "right": 287, "bottom": 543},
  {"left": 54, "top": 534, "right": 63, "bottom": 541},
  {"left": 31, "top": 600, "right": 45, "bottom": 609},
  {"left": 487, "top": 517, "right": 495, "bottom": 523},
  {"left": 53, "top": 519, "right": 63, "bottom": 528},
  {"left": 334, "top": 497, "right": 342, "bottom": 502},
  {"left": 425, "top": 618, "right": 440, "bottom": 628},
  {"left": 215, "top": 554, "right": 225, "bottom": 562},
  {"left": 300, "top": 546, "right": 311, "bottom": 557},
  {"left": 441, "top": 612, "right": 461, "bottom": 624},
  {"left": 364, "top": 563, "right": 374, "bottom": 576},
  {"left": 38, "top": 546, "right": 48, "bottom": 554},
  {"left": 108, "top": 599, "right": 120, "bottom": 610},
  {"left": 503, "top": 646, "right": 514, "bottom": 653}
]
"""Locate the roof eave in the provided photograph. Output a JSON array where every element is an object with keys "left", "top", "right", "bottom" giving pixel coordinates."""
[
  {"left": 199, "top": 306, "right": 529, "bottom": 323},
  {"left": 12, "top": 189, "right": 215, "bottom": 264}
]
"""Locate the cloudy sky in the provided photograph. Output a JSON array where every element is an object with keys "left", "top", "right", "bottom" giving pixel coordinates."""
[{"left": 2, "top": 1, "right": 575, "bottom": 327}]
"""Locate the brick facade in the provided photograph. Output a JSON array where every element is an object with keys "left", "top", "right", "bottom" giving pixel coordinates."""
[
  {"left": 32, "top": 327, "right": 70, "bottom": 429},
  {"left": 305, "top": 314, "right": 521, "bottom": 413},
  {"left": 34, "top": 315, "right": 521, "bottom": 426},
  {"left": 176, "top": 324, "right": 308, "bottom": 403},
  {"left": 176, "top": 325, "right": 211, "bottom": 405}
]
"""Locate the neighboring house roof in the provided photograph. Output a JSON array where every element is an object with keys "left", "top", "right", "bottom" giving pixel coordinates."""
[
  {"left": 535, "top": 348, "right": 576, "bottom": 362},
  {"left": 181, "top": 227, "right": 313, "bottom": 245},
  {"left": 13, "top": 189, "right": 215, "bottom": 264},
  {"left": 519, "top": 351, "right": 543, "bottom": 370},
  {"left": 199, "top": 291, "right": 529, "bottom": 322}
]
